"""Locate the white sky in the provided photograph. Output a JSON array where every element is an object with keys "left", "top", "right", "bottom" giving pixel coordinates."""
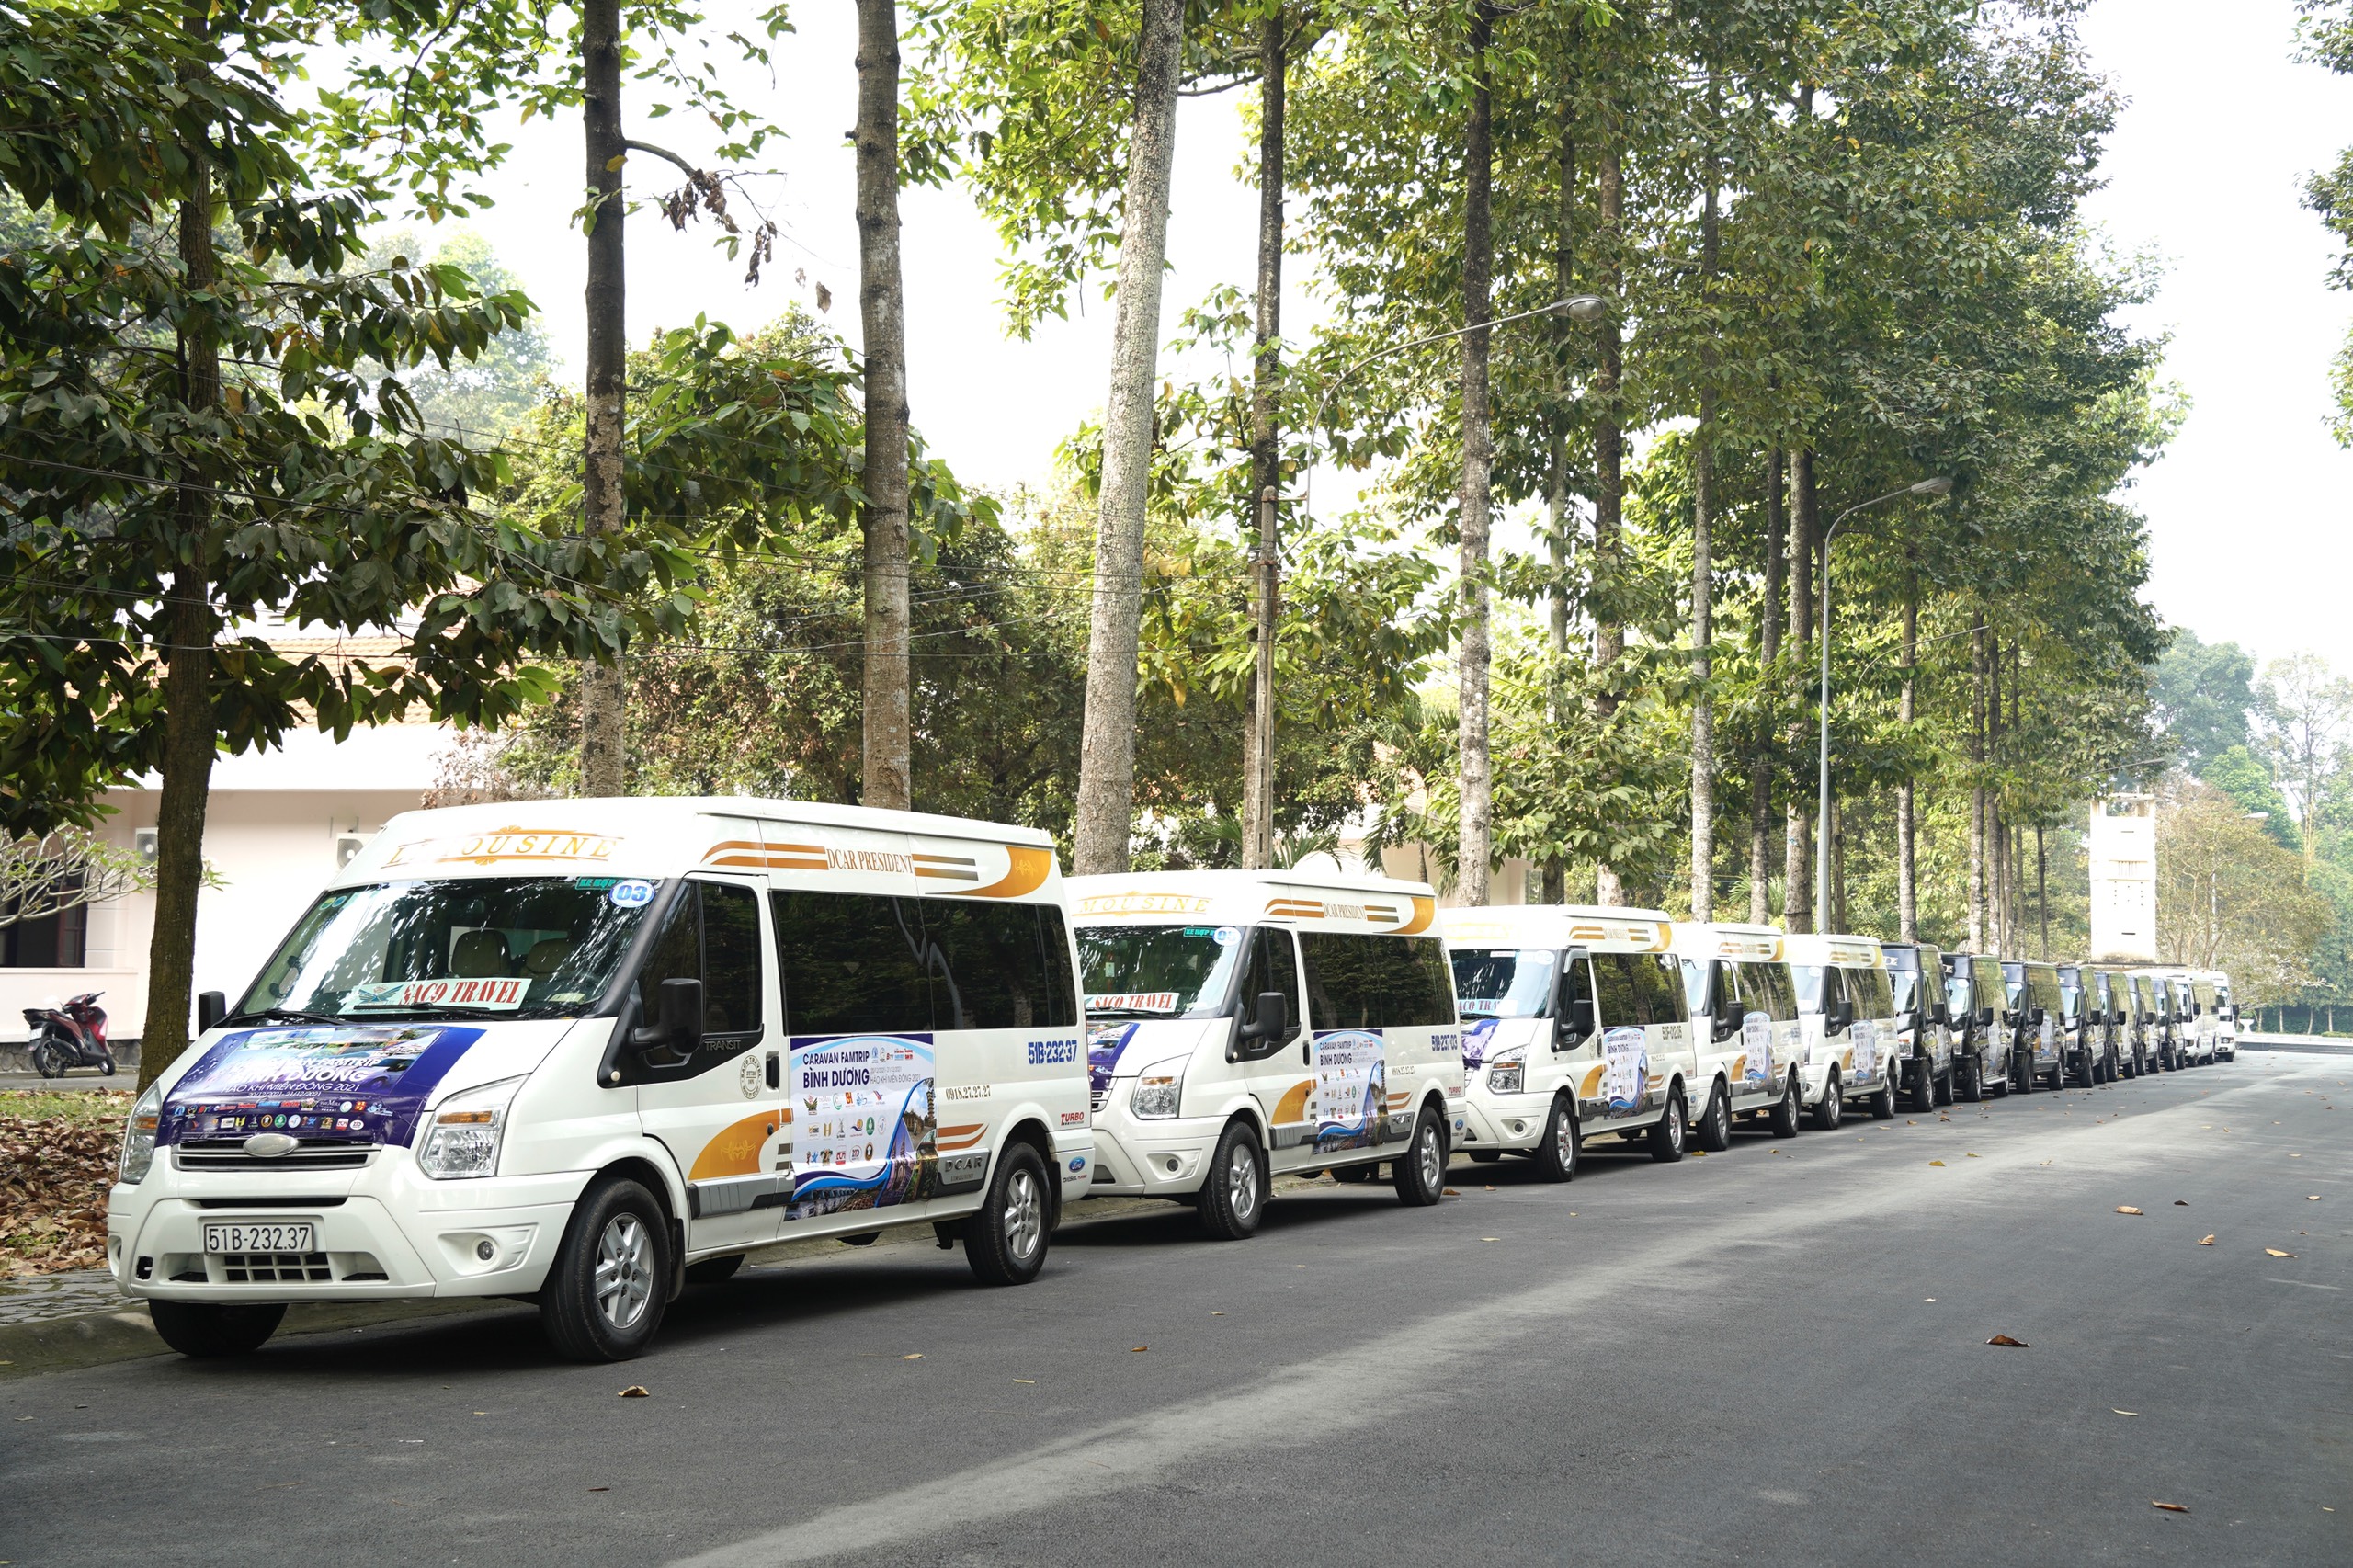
[{"left": 442, "top": 0, "right": 2353, "bottom": 676}]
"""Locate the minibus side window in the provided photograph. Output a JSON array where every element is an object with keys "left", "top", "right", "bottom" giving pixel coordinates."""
[
  {"left": 1385, "top": 937, "right": 1457, "bottom": 1028},
  {"left": 1300, "top": 932, "right": 1381, "bottom": 1029},
  {"left": 925, "top": 902, "right": 1074, "bottom": 1030},
  {"left": 631, "top": 882, "right": 764, "bottom": 1046},
  {"left": 1591, "top": 953, "right": 1642, "bottom": 1030},
  {"left": 1038, "top": 908, "right": 1080, "bottom": 1028},
  {"left": 1237, "top": 927, "right": 1301, "bottom": 1033},
  {"left": 1751, "top": 961, "right": 1799, "bottom": 1022},
  {"left": 1859, "top": 966, "right": 1893, "bottom": 1018},
  {"left": 770, "top": 890, "right": 934, "bottom": 1036},
  {"left": 1632, "top": 953, "right": 1686, "bottom": 1024}
]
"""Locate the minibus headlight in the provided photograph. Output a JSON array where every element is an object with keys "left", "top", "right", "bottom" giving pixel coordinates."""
[
  {"left": 119, "top": 1080, "right": 164, "bottom": 1185},
  {"left": 1130, "top": 1060, "right": 1186, "bottom": 1119},
  {"left": 1485, "top": 1048, "right": 1525, "bottom": 1096},
  {"left": 416, "top": 1076, "right": 526, "bottom": 1179}
]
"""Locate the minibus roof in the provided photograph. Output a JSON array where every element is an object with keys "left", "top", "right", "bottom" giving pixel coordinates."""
[
  {"left": 1664, "top": 920, "right": 1784, "bottom": 962},
  {"left": 339, "top": 796, "right": 1063, "bottom": 902},
  {"left": 1443, "top": 904, "right": 1676, "bottom": 954},
  {"left": 1780, "top": 933, "right": 1887, "bottom": 970},
  {"left": 1068, "top": 869, "right": 1437, "bottom": 936}
]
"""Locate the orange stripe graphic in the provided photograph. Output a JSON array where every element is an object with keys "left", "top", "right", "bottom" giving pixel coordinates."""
[{"left": 948, "top": 845, "right": 1054, "bottom": 900}]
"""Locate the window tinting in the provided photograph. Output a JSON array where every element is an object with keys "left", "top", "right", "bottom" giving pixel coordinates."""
[
  {"left": 1299, "top": 933, "right": 1455, "bottom": 1030},
  {"left": 699, "top": 882, "right": 763, "bottom": 1037},
  {"left": 1726, "top": 960, "right": 1798, "bottom": 1022},
  {"left": 771, "top": 890, "right": 933, "bottom": 1036},
  {"left": 925, "top": 900, "right": 1077, "bottom": 1030},
  {"left": 1591, "top": 953, "right": 1642, "bottom": 1029},
  {"left": 1631, "top": 953, "right": 1684, "bottom": 1024},
  {"left": 1239, "top": 927, "right": 1301, "bottom": 1025}
]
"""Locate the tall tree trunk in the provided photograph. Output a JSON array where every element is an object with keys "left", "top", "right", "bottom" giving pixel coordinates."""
[
  {"left": 1071, "top": 0, "right": 1184, "bottom": 876},
  {"left": 139, "top": 132, "right": 220, "bottom": 1091},
  {"left": 1688, "top": 144, "right": 1720, "bottom": 923},
  {"left": 1591, "top": 122, "right": 1625, "bottom": 907},
  {"left": 855, "top": 0, "right": 913, "bottom": 811},
  {"left": 2036, "top": 821, "right": 2049, "bottom": 960},
  {"left": 577, "top": 0, "right": 630, "bottom": 796},
  {"left": 1989, "top": 629, "right": 2006, "bottom": 952},
  {"left": 1750, "top": 447, "right": 1784, "bottom": 925},
  {"left": 1969, "top": 620, "right": 1987, "bottom": 951},
  {"left": 1540, "top": 111, "right": 1574, "bottom": 907},
  {"left": 1896, "top": 575, "right": 1918, "bottom": 940},
  {"left": 1455, "top": 2, "right": 1496, "bottom": 908},
  {"left": 1830, "top": 796, "right": 1847, "bottom": 933},
  {"left": 1782, "top": 449, "right": 1815, "bottom": 931},
  {"left": 1241, "top": 6, "right": 1285, "bottom": 870}
]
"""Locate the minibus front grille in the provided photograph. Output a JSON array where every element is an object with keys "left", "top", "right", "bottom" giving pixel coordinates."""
[
  {"left": 175, "top": 1139, "right": 377, "bottom": 1171},
  {"left": 219, "top": 1252, "right": 334, "bottom": 1283}
]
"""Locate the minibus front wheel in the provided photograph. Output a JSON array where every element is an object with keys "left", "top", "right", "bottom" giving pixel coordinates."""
[
  {"left": 541, "top": 1174, "right": 674, "bottom": 1363},
  {"left": 1809, "top": 1074, "right": 1842, "bottom": 1131},
  {"left": 1647, "top": 1087, "right": 1688, "bottom": 1163},
  {"left": 1533, "top": 1096, "right": 1580, "bottom": 1181},
  {"left": 1694, "top": 1081, "right": 1733, "bottom": 1153},
  {"left": 1767, "top": 1073, "right": 1802, "bottom": 1138},
  {"left": 1392, "top": 1105, "right": 1449, "bottom": 1205},
  {"left": 1197, "top": 1119, "right": 1267, "bottom": 1241},
  {"left": 966, "top": 1141, "right": 1052, "bottom": 1286}
]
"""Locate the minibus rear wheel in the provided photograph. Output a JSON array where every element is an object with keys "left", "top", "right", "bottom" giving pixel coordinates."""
[
  {"left": 966, "top": 1142, "right": 1052, "bottom": 1286},
  {"left": 540, "top": 1175, "right": 673, "bottom": 1363},
  {"left": 1392, "top": 1106, "right": 1448, "bottom": 1205},
  {"left": 150, "top": 1300, "right": 285, "bottom": 1358},
  {"left": 1533, "top": 1096, "right": 1579, "bottom": 1180},
  {"left": 1197, "top": 1120, "right": 1267, "bottom": 1241}
]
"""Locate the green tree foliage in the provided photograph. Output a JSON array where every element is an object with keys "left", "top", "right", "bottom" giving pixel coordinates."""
[
  {"left": 2154, "top": 629, "right": 2256, "bottom": 773},
  {"left": 2159, "top": 780, "right": 2333, "bottom": 1004},
  {"left": 359, "top": 231, "right": 556, "bottom": 444}
]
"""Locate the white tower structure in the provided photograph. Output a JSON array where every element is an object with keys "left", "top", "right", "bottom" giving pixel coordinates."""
[{"left": 2089, "top": 794, "right": 2157, "bottom": 961}]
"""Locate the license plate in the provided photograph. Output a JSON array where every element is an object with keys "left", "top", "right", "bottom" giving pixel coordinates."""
[{"left": 203, "top": 1221, "right": 315, "bottom": 1254}]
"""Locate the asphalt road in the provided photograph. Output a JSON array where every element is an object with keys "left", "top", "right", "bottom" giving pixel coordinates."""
[{"left": 5, "top": 1051, "right": 2346, "bottom": 1568}]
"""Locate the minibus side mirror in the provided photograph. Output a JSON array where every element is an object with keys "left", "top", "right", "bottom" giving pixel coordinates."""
[
  {"left": 1558, "top": 996, "right": 1596, "bottom": 1047},
  {"left": 1975, "top": 1006, "right": 1993, "bottom": 1028},
  {"left": 196, "top": 991, "right": 226, "bottom": 1034},
  {"left": 2028, "top": 1005, "right": 2045, "bottom": 1028},
  {"left": 631, "top": 976, "right": 705, "bottom": 1058},
  {"left": 1713, "top": 1008, "right": 1741, "bottom": 1045},
  {"left": 1233, "top": 991, "right": 1290, "bottom": 1057}
]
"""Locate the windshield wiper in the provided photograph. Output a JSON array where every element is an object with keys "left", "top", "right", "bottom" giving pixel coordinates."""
[
  {"left": 222, "top": 1007, "right": 347, "bottom": 1027},
  {"left": 1086, "top": 1006, "right": 1179, "bottom": 1019},
  {"left": 349, "top": 1001, "right": 499, "bottom": 1018}
]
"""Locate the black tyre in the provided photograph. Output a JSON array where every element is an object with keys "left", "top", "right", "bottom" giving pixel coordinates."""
[
  {"left": 1933, "top": 1063, "right": 1955, "bottom": 1107},
  {"left": 1197, "top": 1119, "right": 1267, "bottom": 1241},
  {"left": 31, "top": 1039, "right": 64, "bottom": 1079},
  {"left": 1957, "top": 1052, "right": 1983, "bottom": 1103},
  {"left": 1868, "top": 1070, "right": 1897, "bottom": 1121},
  {"left": 1695, "top": 1081, "right": 1733, "bottom": 1152},
  {"left": 1392, "top": 1104, "right": 1448, "bottom": 1206},
  {"left": 99, "top": 1055, "right": 117, "bottom": 1077},
  {"left": 967, "top": 1141, "right": 1053, "bottom": 1285},
  {"left": 1648, "top": 1088, "right": 1688, "bottom": 1163},
  {"left": 2011, "top": 1051, "right": 2035, "bottom": 1095},
  {"left": 1768, "top": 1072, "right": 1803, "bottom": 1137},
  {"left": 1909, "top": 1059, "right": 1938, "bottom": 1113},
  {"left": 1533, "top": 1095, "right": 1580, "bottom": 1181},
  {"left": 1810, "top": 1074, "right": 1844, "bottom": 1131},
  {"left": 684, "top": 1252, "right": 745, "bottom": 1285},
  {"left": 149, "top": 1300, "right": 285, "bottom": 1358},
  {"left": 540, "top": 1174, "right": 673, "bottom": 1362}
]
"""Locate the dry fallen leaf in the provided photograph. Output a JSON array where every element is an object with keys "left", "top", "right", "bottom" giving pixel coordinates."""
[
  {"left": 1210, "top": 1311, "right": 1222, "bottom": 1316},
  {"left": 1441, "top": 1187, "right": 1461, "bottom": 1197},
  {"left": 2309, "top": 1195, "right": 2322, "bottom": 1201},
  {"left": 1966, "top": 1153, "right": 1982, "bottom": 1158},
  {"left": 1480, "top": 1236, "right": 1501, "bottom": 1242},
  {"left": 2199, "top": 1234, "right": 2215, "bottom": 1246},
  {"left": 2117, "top": 1206, "right": 2143, "bottom": 1215},
  {"left": 587, "top": 1486, "right": 609, "bottom": 1493},
  {"left": 2266, "top": 1248, "right": 2297, "bottom": 1258},
  {"left": 2151, "top": 1501, "right": 2189, "bottom": 1514},
  {"left": 2113, "top": 1409, "right": 2138, "bottom": 1416},
  {"left": 1013, "top": 1379, "right": 1035, "bottom": 1384},
  {"left": 901, "top": 1353, "right": 923, "bottom": 1360},
  {"left": 1929, "top": 1159, "right": 1947, "bottom": 1166},
  {"left": 1987, "top": 1334, "right": 2029, "bottom": 1347},
  {"left": 2174, "top": 1200, "right": 2188, "bottom": 1207},
  {"left": 1131, "top": 1346, "right": 1148, "bottom": 1353},
  {"left": 618, "top": 1386, "right": 650, "bottom": 1399}
]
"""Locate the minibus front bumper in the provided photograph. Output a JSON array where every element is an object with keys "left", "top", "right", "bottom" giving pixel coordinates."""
[
  {"left": 1458, "top": 1087, "right": 1552, "bottom": 1152},
  {"left": 1086, "top": 1108, "right": 1224, "bottom": 1199},
  {"left": 108, "top": 1151, "right": 588, "bottom": 1303}
]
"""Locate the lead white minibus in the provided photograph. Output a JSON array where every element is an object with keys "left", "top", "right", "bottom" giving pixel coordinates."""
[
  {"left": 1443, "top": 904, "right": 1700, "bottom": 1174},
  {"left": 1072, "top": 870, "right": 1461, "bottom": 1237},
  {"left": 108, "top": 798, "right": 1091, "bottom": 1362}
]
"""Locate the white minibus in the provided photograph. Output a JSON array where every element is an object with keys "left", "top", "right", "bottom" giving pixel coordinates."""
[
  {"left": 1444, "top": 904, "right": 1700, "bottom": 1174},
  {"left": 2191, "top": 970, "right": 2237, "bottom": 1060},
  {"left": 1667, "top": 921, "right": 1808, "bottom": 1140},
  {"left": 1783, "top": 934, "right": 1902, "bottom": 1128},
  {"left": 1072, "top": 870, "right": 1461, "bottom": 1237},
  {"left": 108, "top": 798, "right": 1090, "bottom": 1362}
]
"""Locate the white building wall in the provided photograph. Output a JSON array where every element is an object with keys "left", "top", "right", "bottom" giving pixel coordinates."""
[{"left": 2089, "top": 794, "right": 2158, "bottom": 963}]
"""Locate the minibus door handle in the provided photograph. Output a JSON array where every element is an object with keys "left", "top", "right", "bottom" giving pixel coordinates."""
[{"left": 765, "top": 1051, "right": 780, "bottom": 1090}]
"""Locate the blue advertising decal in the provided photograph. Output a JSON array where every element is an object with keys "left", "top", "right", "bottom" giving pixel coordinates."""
[
  {"left": 1601, "top": 1025, "right": 1650, "bottom": 1112},
  {"left": 1087, "top": 1021, "right": 1141, "bottom": 1096},
  {"left": 790, "top": 1034, "right": 936, "bottom": 1220},
  {"left": 1310, "top": 1029, "right": 1386, "bottom": 1151},
  {"left": 1461, "top": 1017, "right": 1500, "bottom": 1072},
  {"left": 156, "top": 1025, "right": 485, "bottom": 1149}
]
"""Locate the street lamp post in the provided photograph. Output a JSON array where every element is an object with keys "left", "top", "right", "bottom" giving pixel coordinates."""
[
  {"left": 1813, "top": 475, "right": 1953, "bottom": 927},
  {"left": 1240, "top": 294, "right": 1608, "bottom": 869}
]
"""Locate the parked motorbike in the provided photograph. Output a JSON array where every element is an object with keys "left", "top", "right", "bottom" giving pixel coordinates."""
[{"left": 22, "top": 991, "right": 113, "bottom": 1078}]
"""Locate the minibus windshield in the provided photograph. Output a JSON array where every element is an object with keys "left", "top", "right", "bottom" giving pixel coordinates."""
[
  {"left": 1790, "top": 966, "right": 1824, "bottom": 1011},
  {"left": 1450, "top": 948, "right": 1557, "bottom": 1018},
  {"left": 1891, "top": 970, "right": 1919, "bottom": 1015},
  {"left": 1078, "top": 925, "right": 1245, "bottom": 1017},
  {"left": 235, "top": 877, "right": 661, "bottom": 1021}
]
